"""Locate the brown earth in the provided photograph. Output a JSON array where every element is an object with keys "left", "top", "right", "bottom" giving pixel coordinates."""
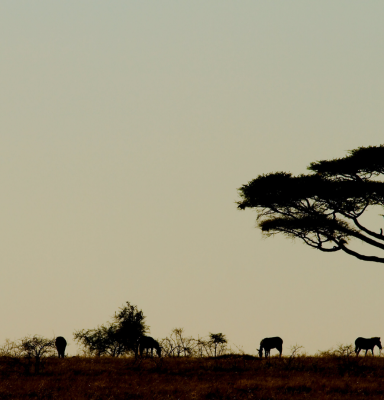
[{"left": 0, "top": 354, "right": 383, "bottom": 399}]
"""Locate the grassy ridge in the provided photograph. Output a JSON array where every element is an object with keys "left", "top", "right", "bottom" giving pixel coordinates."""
[{"left": 0, "top": 355, "right": 384, "bottom": 399}]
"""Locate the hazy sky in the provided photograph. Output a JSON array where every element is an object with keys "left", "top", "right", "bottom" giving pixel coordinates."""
[{"left": 1, "top": 1, "right": 384, "bottom": 355}]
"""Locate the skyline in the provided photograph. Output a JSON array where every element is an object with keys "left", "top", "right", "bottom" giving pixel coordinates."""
[{"left": 1, "top": 1, "right": 384, "bottom": 355}]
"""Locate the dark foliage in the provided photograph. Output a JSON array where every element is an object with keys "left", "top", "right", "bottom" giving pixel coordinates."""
[
  {"left": 73, "top": 322, "right": 126, "bottom": 357},
  {"left": 209, "top": 333, "right": 228, "bottom": 357},
  {"left": 18, "top": 335, "right": 56, "bottom": 374},
  {"left": 73, "top": 301, "right": 148, "bottom": 356},
  {"left": 114, "top": 301, "right": 148, "bottom": 354},
  {"left": 237, "top": 145, "right": 384, "bottom": 263}
]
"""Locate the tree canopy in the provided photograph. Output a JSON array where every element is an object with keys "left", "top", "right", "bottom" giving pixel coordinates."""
[
  {"left": 113, "top": 301, "right": 148, "bottom": 353},
  {"left": 73, "top": 322, "right": 126, "bottom": 357},
  {"left": 74, "top": 301, "right": 148, "bottom": 356},
  {"left": 237, "top": 145, "right": 384, "bottom": 263}
]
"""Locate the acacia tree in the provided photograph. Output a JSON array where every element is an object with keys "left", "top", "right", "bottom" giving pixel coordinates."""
[
  {"left": 237, "top": 145, "right": 384, "bottom": 263},
  {"left": 209, "top": 333, "right": 227, "bottom": 357},
  {"left": 19, "top": 335, "right": 56, "bottom": 373}
]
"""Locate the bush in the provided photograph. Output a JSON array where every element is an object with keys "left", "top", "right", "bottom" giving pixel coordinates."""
[
  {"left": 73, "top": 301, "right": 148, "bottom": 357},
  {"left": 159, "top": 328, "right": 229, "bottom": 357},
  {"left": 19, "top": 335, "right": 55, "bottom": 373}
]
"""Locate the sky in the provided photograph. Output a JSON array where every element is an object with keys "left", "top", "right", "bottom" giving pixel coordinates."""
[{"left": 1, "top": 1, "right": 384, "bottom": 356}]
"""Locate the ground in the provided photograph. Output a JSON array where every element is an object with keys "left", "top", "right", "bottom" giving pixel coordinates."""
[{"left": 0, "top": 355, "right": 383, "bottom": 399}]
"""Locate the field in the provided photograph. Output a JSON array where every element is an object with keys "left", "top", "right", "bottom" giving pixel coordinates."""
[{"left": 1, "top": 354, "right": 384, "bottom": 399}]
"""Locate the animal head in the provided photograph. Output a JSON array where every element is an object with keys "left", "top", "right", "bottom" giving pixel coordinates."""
[
  {"left": 375, "top": 337, "right": 382, "bottom": 349},
  {"left": 156, "top": 346, "right": 162, "bottom": 357},
  {"left": 257, "top": 348, "right": 263, "bottom": 358}
]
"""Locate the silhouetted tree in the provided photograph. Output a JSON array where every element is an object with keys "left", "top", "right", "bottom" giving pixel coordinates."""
[
  {"left": 73, "top": 322, "right": 125, "bottom": 357},
  {"left": 160, "top": 328, "right": 197, "bottom": 357},
  {"left": 113, "top": 301, "right": 148, "bottom": 355},
  {"left": 19, "top": 335, "right": 56, "bottom": 373},
  {"left": 209, "top": 333, "right": 227, "bottom": 357},
  {"left": 237, "top": 145, "right": 384, "bottom": 263},
  {"left": 73, "top": 301, "right": 148, "bottom": 356}
]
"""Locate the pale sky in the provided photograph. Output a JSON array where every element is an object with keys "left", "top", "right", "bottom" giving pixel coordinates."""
[{"left": 1, "top": 1, "right": 384, "bottom": 355}]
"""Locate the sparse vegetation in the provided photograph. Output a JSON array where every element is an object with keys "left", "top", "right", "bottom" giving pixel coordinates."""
[
  {"left": 0, "top": 335, "right": 56, "bottom": 374},
  {"left": 4, "top": 301, "right": 382, "bottom": 398},
  {"left": 159, "top": 328, "right": 230, "bottom": 358}
]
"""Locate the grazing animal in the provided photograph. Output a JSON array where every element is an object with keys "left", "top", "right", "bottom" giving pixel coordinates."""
[
  {"left": 355, "top": 337, "right": 382, "bottom": 356},
  {"left": 55, "top": 336, "right": 67, "bottom": 358},
  {"left": 137, "top": 336, "right": 162, "bottom": 357},
  {"left": 257, "top": 337, "right": 283, "bottom": 358}
]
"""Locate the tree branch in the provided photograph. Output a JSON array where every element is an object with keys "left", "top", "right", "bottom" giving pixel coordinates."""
[
  {"left": 317, "top": 246, "right": 341, "bottom": 253},
  {"left": 352, "top": 217, "right": 384, "bottom": 242},
  {"left": 344, "top": 229, "right": 384, "bottom": 250},
  {"left": 338, "top": 242, "right": 384, "bottom": 263}
]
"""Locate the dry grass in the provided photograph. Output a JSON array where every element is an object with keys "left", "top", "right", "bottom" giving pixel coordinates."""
[{"left": 0, "top": 354, "right": 384, "bottom": 399}]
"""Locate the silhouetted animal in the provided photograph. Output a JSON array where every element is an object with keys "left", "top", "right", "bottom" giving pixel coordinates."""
[
  {"left": 55, "top": 336, "right": 67, "bottom": 358},
  {"left": 355, "top": 337, "right": 382, "bottom": 356},
  {"left": 138, "top": 336, "right": 161, "bottom": 357},
  {"left": 257, "top": 337, "right": 283, "bottom": 358}
]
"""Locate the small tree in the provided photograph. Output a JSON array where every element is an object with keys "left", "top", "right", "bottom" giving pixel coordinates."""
[
  {"left": 113, "top": 301, "right": 148, "bottom": 355},
  {"left": 73, "top": 301, "right": 148, "bottom": 357},
  {"left": 19, "top": 335, "right": 55, "bottom": 373},
  {"left": 209, "top": 333, "right": 227, "bottom": 357},
  {"left": 73, "top": 323, "right": 125, "bottom": 357},
  {"left": 159, "top": 328, "right": 197, "bottom": 357}
]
